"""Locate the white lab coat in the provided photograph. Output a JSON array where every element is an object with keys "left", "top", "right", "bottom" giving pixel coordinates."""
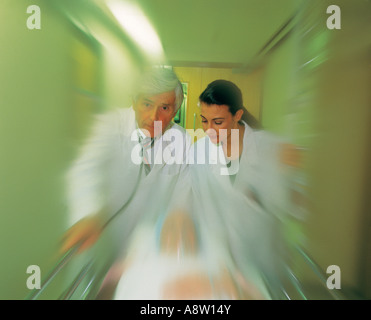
[
  {"left": 65, "top": 107, "right": 192, "bottom": 252},
  {"left": 189, "top": 121, "right": 287, "bottom": 295}
]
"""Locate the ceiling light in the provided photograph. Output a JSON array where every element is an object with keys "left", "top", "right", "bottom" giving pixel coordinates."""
[{"left": 107, "top": 0, "right": 164, "bottom": 60}]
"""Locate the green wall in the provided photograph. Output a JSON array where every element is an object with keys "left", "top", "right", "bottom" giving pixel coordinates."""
[
  {"left": 0, "top": 0, "right": 146, "bottom": 299},
  {"left": 261, "top": 34, "right": 297, "bottom": 135},
  {"left": 0, "top": 0, "right": 74, "bottom": 299}
]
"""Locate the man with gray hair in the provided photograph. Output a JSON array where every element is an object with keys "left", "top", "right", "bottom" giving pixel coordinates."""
[{"left": 62, "top": 67, "right": 191, "bottom": 255}]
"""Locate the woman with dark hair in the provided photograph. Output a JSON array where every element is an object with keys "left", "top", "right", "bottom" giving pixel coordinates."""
[
  {"left": 199, "top": 79, "right": 261, "bottom": 132},
  {"left": 190, "top": 80, "right": 286, "bottom": 298},
  {"left": 195, "top": 79, "right": 267, "bottom": 185}
]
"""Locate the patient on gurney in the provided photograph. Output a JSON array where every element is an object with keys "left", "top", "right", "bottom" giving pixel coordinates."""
[{"left": 97, "top": 210, "right": 265, "bottom": 300}]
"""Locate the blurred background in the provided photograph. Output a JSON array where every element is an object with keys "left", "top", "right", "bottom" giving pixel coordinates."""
[{"left": 0, "top": 0, "right": 370, "bottom": 299}]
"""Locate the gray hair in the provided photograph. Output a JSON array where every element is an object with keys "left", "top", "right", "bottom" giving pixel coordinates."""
[{"left": 133, "top": 67, "right": 184, "bottom": 111}]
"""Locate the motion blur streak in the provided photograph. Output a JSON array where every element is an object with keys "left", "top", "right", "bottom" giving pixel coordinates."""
[{"left": 0, "top": 0, "right": 370, "bottom": 300}]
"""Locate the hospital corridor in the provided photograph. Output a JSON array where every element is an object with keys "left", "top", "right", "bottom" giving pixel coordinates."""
[{"left": 0, "top": 0, "right": 370, "bottom": 301}]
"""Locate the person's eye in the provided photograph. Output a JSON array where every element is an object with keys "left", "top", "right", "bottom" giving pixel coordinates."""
[
  {"left": 201, "top": 120, "right": 207, "bottom": 123},
  {"left": 142, "top": 102, "right": 151, "bottom": 108},
  {"left": 215, "top": 121, "right": 223, "bottom": 125}
]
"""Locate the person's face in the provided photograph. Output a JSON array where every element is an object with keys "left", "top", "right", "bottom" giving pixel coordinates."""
[
  {"left": 133, "top": 91, "right": 177, "bottom": 137},
  {"left": 200, "top": 103, "right": 242, "bottom": 144}
]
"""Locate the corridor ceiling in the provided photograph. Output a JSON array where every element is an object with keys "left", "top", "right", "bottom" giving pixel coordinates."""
[{"left": 115, "top": 0, "right": 302, "bottom": 67}]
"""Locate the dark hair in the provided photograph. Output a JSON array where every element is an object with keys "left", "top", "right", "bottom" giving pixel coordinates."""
[{"left": 199, "top": 79, "right": 261, "bottom": 129}]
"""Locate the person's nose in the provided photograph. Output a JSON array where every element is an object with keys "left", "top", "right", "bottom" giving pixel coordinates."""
[
  {"left": 149, "top": 107, "right": 160, "bottom": 122},
  {"left": 205, "top": 124, "right": 218, "bottom": 138},
  {"left": 205, "top": 122, "right": 214, "bottom": 132}
]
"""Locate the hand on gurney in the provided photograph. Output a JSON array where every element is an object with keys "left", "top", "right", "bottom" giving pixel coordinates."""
[{"left": 60, "top": 213, "right": 105, "bottom": 254}]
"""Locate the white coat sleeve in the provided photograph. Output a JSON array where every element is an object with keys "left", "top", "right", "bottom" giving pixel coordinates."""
[{"left": 64, "top": 110, "right": 122, "bottom": 226}]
